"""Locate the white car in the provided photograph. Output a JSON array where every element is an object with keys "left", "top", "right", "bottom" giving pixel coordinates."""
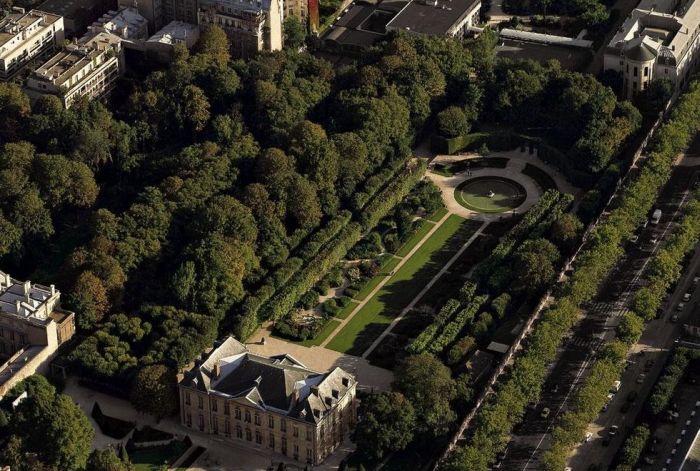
[
  {"left": 683, "top": 293, "right": 692, "bottom": 302},
  {"left": 585, "top": 432, "right": 593, "bottom": 442},
  {"left": 693, "top": 276, "right": 700, "bottom": 284},
  {"left": 677, "top": 303, "right": 686, "bottom": 312}
]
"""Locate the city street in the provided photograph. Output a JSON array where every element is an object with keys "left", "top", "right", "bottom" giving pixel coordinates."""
[{"left": 498, "top": 154, "right": 700, "bottom": 470}]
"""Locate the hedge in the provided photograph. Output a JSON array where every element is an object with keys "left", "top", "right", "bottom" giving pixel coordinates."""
[
  {"left": 428, "top": 295, "right": 489, "bottom": 355},
  {"left": 430, "top": 131, "right": 520, "bottom": 155},
  {"left": 350, "top": 159, "right": 405, "bottom": 211},
  {"left": 614, "top": 425, "right": 650, "bottom": 470},
  {"left": 406, "top": 298, "right": 462, "bottom": 354},
  {"left": 440, "top": 77, "right": 700, "bottom": 471},
  {"left": 528, "top": 193, "right": 574, "bottom": 240},
  {"left": 296, "top": 210, "right": 353, "bottom": 260},
  {"left": 647, "top": 348, "right": 699, "bottom": 415}
]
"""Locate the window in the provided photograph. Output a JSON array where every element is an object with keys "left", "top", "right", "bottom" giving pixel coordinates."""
[
  {"left": 281, "top": 419, "right": 287, "bottom": 432},
  {"left": 626, "top": 64, "right": 629, "bottom": 73},
  {"left": 255, "top": 414, "right": 261, "bottom": 426},
  {"left": 198, "top": 396, "right": 203, "bottom": 409},
  {"left": 212, "top": 399, "right": 218, "bottom": 412},
  {"left": 269, "top": 432, "right": 275, "bottom": 449},
  {"left": 306, "top": 428, "right": 312, "bottom": 441},
  {"left": 246, "top": 429, "right": 252, "bottom": 441},
  {"left": 281, "top": 438, "right": 287, "bottom": 454},
  {"left": 198, "top": 414, "right": 204, "bottom": 431},
  {"left": 665, "top": 68, "right": 669, "bottom": 74},
  {"left": 224, "top": 402, "right": 230, "bottom": 415},
  {"left": 307, "top": 448, "right": 313, "bottom": 462},
  {"left": 185, "top": 392, "right": 191, "bottom": 405},
  {"left": 255, "top": 430, "right": 262, "bottom": 444},
  {"left": 225, "top": 418, "right": 231, "bottom": 436},
  {"left": 293, "top": 426, "right": 299, "bottom": 437},
  {"left": 644, "top": 66, "right": 649, "bottom": 77},
  {"left": 235, "top": 407, "right": 241, "bottom": 419},
  {"left": 293, "top": 444, "right": 299, "bottom": 459},
  {"left": 268, "top": 416, "right": 274, "bottom": 428},
  {"left": 213, "top": 416, "right": 219, "bottom": 433},
  {"left": 0, "top": 328, "right": 4, "bottom": 337},
  {"left": 245, "top": 410, "right": 251, "bottom": 423},
  {"left": 186, "top": 412, "right": 192, "bottom": 427},
  {"left": 633, "top": 66, "right": 638, "bottom": 77},
  {"left": 236, "top": 425, "right": 242, "bottom": 439}
]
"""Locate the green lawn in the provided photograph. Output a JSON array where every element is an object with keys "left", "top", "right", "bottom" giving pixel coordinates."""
[
  {"left": 131, "top": 440, "right": 190, "bottom": 471},
  {"left": 396, "top": 219, "right": 435, "bottom": 258},
  {"left": 327, "top": 215, "right": 481, "bottom": 355},
  {"left": 298, "top": 319, "right": 341, "bottom": 347},
  {"left": 353, "top": 256, "right": 401, "bottom": 301},
  {"left": 336, "top": 300, "right": 360, "bottom": 319}
]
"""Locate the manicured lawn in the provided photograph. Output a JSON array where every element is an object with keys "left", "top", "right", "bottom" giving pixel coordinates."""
[
  {"left": 131, "top": 440, "right": 189, "bottom": 471},
  {"left": 336, "top": 300, "right": 359, "bottom": 319},
  {"left": 427, "top": 207, "right": 448, "bottom": 222},
  {"left": 298, "top": 319, "right": 341, "bottom": 347},
  {"left": 327, "top": 215, "right": 481, "bottom": 355},
  {"left": 353, "top": 256, "right": 401, "bottom": 301},
  {"left": 395, "top": 219, "right": 435, "bottom": 258},
  {"left": 454, "top": 177, "right": 526, "bottom": 213}
]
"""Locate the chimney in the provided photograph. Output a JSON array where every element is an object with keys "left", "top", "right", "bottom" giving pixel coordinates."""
[
  {"left": 4, "top": 273, "right": 10, "bottom": 287},
  {"left": 213, "top": 362, "right": 220, "bottom": 379},
  {"left": 15, "top": 299, "right": 21, "bottom": 313},
  {"left": 50, "top": 284, "right": 55, "bottom": 295},
  {"left": 23, "top": 280, "right": 30, "bottom": 296}
]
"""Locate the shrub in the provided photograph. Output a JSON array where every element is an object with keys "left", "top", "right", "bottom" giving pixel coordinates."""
[
  {"left": 322, "top": 298, "right": 341, "bottom": 316},
  {"left": 615, "top": 425, "right": 650, "bottom": 469},
  {"left": 447, "top": 336, "right": 476, "bottom": 366},
  {"left": 407, "top": 298, "right": 462, "bottom": 354},
  {"left": 489, "top": 293, "right": 511, "bottom": 320},
  {"left": 428, "top": 296, "right": 488, "bottom": 354},
  {"left": 437, "top": 106, "right": 470, "bottom": 138}
]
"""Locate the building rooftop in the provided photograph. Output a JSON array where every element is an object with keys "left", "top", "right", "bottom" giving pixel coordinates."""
[
  {"left": 33, "top": 30, "right": 120, "bottom": 86},
  {"left": 386, "top": 0, "right": 479, "bottom": 35},
  {"left": 91, "top": 7, "right": 148, "bottom": 39},
  {"left": 38, "top": 0, "right": 106, "bottom": 18},
  {"left": 0, "top": 271, "right": 59, "bottom": 323},
  {"left": 0, "top": 9, "right": 62, "bottom": 53},
  {"left": 147, "top": 20, "right": 198, "bottom": 45},
  {"left": 182, "top": 337, "right": 356, "bottom": 423},
  {"left": 0, "top": 345, "right": 43, "bottom": 387}
]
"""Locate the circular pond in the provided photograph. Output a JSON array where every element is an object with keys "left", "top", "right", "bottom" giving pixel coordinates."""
[{"left": 454, "top": 176, "right": 527, "bottom": 213}]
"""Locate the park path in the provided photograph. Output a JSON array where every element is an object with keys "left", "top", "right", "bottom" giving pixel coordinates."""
[
  {"left": 319, "top": 211, "right": 451, "bottom": 348},
  {"left": 361, "top": 220, "right": 490, "bottom": 359}
]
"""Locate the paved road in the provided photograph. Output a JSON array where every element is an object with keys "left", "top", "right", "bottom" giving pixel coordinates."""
[{"left": 498, "top": 157, "right": 700, "bottom": 470}]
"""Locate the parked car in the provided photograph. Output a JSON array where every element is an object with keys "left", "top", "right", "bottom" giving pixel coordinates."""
[
  {"left": 684, "top": 292, "right": 692, "bottom": 302},
  {"left": 541, "top": 407, "right": 551, "bottom": 419},
  {"left": 627, "top": 391, "right": 638, "bottom": 402},
  {"left": 677, "top": 302, "right": 686, "bottom": 312},
  {"left": 637, "top": 373, "right": 647, "bottom": 384},
  {"left": 630, "top": 234, "right": 639, "bottom": 244},
  {"left": 585, "top": 432, "right": 593, "bottom": 442},
  {"left": 671, "top": 314, "right": 679, "bottom": 323},
  {"left": 693, "top": 276, "right": 699, "bottom": 284},
  {"left": 551, "top": 384, "right": 559, "bottom": 393},
  {"left": 609, "top": 425, "right": 619, "bottom": 437}
]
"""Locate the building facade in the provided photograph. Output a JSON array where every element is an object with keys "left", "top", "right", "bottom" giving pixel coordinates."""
[
  {"left": 198, "top": 0, "right": 283, "bottom": 57},
  {"left": 0, "top": 9, "right": 64, "bottom": 80},
  {"left": 603, "top": 0, "right": 700, "bottom": 98},
  {"left": 89, "top": 7, "right": 150, "bottom": 40},
  {"left": 163, "top": 0, "right": 199, "bottom": 24},
  {"left": 26, "top": 30, "right": 123, "bottom": 108},
  {"left": 0, "top": 271, "right": 75, "bottom": 398},
  {"left": 178, "top": 337, "right": 357, "bottom": 465},
  {"left": 146, "top": 20, "right": 200, "bottom": 61}
]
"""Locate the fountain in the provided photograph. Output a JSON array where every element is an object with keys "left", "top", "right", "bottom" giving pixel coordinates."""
[{"left": 487, "top": 190, "right": 495, "bottom": 198}]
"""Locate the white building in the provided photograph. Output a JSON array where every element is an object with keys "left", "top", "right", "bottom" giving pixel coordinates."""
[
  {"left": 385, "top": 0, "right": 481, "bottom": 38},
  {"left": 146, "top": 20, "right": 200, "bottom": 61},
  {"left": 604, "top": 0, "right": 700, "bottom": 98},
  {"left": 26, "top": 30, "right": 123, "bottom": 108},
  {"left": 198, "top": 0, "right": 283, "bottom": 58},
  {"left": 0, "top": 9, "right": 64, "bottom": 80},
  {"left": 89, "top": 7, "right": 150, "bottom": 41},
  {"left": 0, "top": 271, "right": 75, "bottom": 398}
]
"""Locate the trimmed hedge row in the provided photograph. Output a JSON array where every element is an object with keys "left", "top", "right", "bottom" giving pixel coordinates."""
[
  {"left": 235, "top": 162, "right": 425, "bottom": 339},
  {"left": 614, "top": 425, "right": 650, "bottom": 471},
  {"left": 528, "top": 193, "right": 574, "bottom": 239},
  {"left": 647, "top": 348, "right": 700, "bottom": 415},
  {"left": 296, "top": 210, "right": 353, "bottom": 260},
  {"left": 427, "top": 295, "right": 489, "bottom": 355},
  {"left": 430, "top": 131, "right": 520, "bottom": 155},
  {"left": 634, "top": 199, "right": 700, "bottom": 320},
  {"left": 350, "top": 159, "right": 405, "bottom": 211},
  {"left": 441, "top": 78, "right": 700, "bottom": 471},
  {"left": 406, "top": 298, "right": 463, "bottom": 354}
]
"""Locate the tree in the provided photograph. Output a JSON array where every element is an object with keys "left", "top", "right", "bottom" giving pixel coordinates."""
[
  {"left": 283, "top": 17, "right": 306, "bottom": 50},
  {"left": 87, "top": 448, "right": 134, "bottom": 471},
  {"left": 617, "top": 312, "right": 644, "bottom": 344},
  {"left": 436, "top": 106, "right": 470, "bottom": 138},
  {"left": 130, "top": 365, "right": 178, "bottom": 420},
  {"left": 182, "top": 85, "right": 211, "bottom": 133},
  {"left": 67, "top": 271, "right": 110, "bottom": 330},
  {"left": 0, "top": 82, "right": 31, "bottom": 142},
  {"left": 353, "top": 392, "right": 416, "bottom": 459},
  {"left": 194, "top": 26, "right": 230, "bottom": 66},
  {"left": 4, "top": 375, "right": 93, "bottom": 471},
  {"left": 512, "top": 238, "right": 561, "bottom": 295},
  {"left": 393, "top": 354, "right": 457, "bottom": 436},
  {"left": 551, "top": 213, "right": 583, "bottom": 251}
]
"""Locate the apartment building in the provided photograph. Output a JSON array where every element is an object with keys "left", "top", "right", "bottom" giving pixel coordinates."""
[
  {"left": 89, "top": 7, "right": 150, "bottom": 40},
  {"left": 146, "top": 20, "right": 200, "bottom": 61},
  {"left": 37, "top": 0, "right": 117, "bottom": 36},
  {"left": 604, "top": 0, "right": 700, "bottom": 98},
  {"left": 284, "top": 0, "right": 318, "bottom": 29},
  {"left": 26, "top": 30, "right": 123, "bottom": 108},
  {"left": 178, "top": 337, "right": 357, "bottom": 465},
  {"left": 0, "top": 272, "right": 75, "bottom": 398},
  {"left": 198, "top": 0, "right": 283, "bottom": 57},
  {"left": 0, "top": 9, "right": 64, "bottom": 80}
]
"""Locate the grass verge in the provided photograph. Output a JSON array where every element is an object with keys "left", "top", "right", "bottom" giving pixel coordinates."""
[
  {"left": 353, "top": 256, "right": 402, "bottom": 301},
  {"left": 396, "top": 219, "right": 435, "bottom": 258}
]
